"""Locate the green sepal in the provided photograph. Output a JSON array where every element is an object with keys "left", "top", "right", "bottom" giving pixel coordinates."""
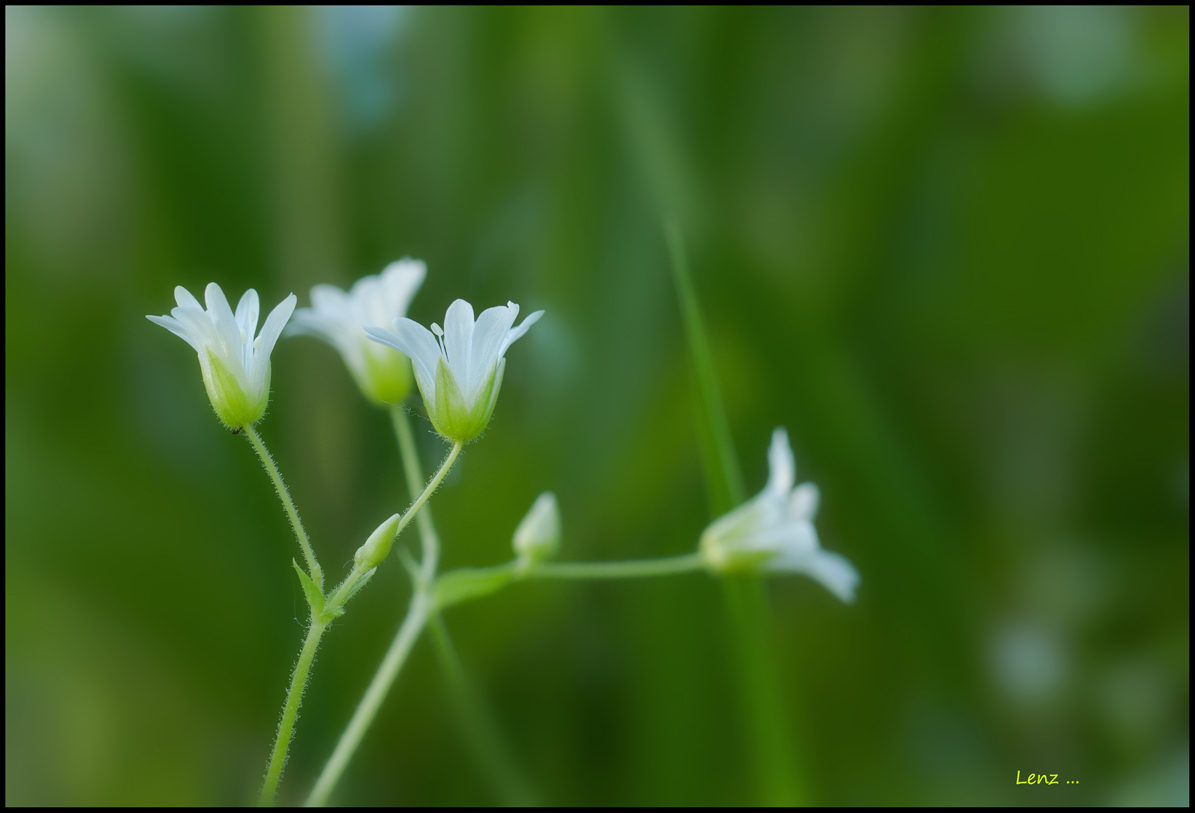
[
  {"left": 433, "top": 566, "right": 516, "bottom": 610},
  {"left": 201, "top": 348, "right": 268, "bottom": 429},
  {"left": 432, "top": 356, "right": 468, "bottom": 440},
  {"left": 361, "top": 343, "right": 412, "bottom": 405},
  {"left": 292, "top": 559, "right": 325, "bottom": 617},
  {"left": 475, "top": 358, "right": 504, "bottom": 434}
]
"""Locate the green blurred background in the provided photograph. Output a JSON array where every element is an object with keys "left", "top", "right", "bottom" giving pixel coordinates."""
[{"left": 5, "top": 6, "right": 1189, "bottom": 806}]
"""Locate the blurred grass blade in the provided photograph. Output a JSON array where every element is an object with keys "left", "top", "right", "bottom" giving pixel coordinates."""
[
  {"left": 429, "top": 614, "right": 537, "bottom": 807},
  {"left": 664, "top": 218, "right": 806, "bottom": 806},
  {"left": 664, "top": 217, "right": 746, "bottom": 516}
]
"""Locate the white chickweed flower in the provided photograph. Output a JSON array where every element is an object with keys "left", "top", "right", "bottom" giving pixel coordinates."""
[
  {"left": 287, "top": 259, "right": 426, "bottom": 405},
  {"left": 365, "top": 299, "right": 543, "bottom": 443},
  {"left": 699, "top": 427, "right": 859, "bottom": 603},
  {"left": 148, "top": 283, "right": 296, "bottom": 430},
  {"left": 513, "top": 491, "right": 561, "bottom": 568}
]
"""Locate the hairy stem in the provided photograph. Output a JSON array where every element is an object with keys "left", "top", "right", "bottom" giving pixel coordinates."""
[
  {"left": 259, "top": 618, "right": 327, "bottom": 806},
  {"left": 244, "top": 424, "right": 324, "bottom": 589},
  {"left": 305, "top": 439, "right": 461, "bottom": 805}
]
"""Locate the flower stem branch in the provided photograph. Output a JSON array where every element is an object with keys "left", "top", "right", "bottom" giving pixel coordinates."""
[
  {"left": 305, "top": 593, "right": 430, "bottom": 807},
  {"left": 259, "top": 617, "right": 328, "bottom": 807},
  {"left": 305, "top": 437, "right": 461, "bottom": 806},
  {"left": 391, "top": 406, "right": 441, "bottom": 583},
  {"left": 395, "top": 440, "right": 462, "bottom": 573},
  {"left": 244, "top": 424, "right": 323, "bottom": 589},
  {"left": 529, "top": 553, "right": 705, "bottom": 580}
]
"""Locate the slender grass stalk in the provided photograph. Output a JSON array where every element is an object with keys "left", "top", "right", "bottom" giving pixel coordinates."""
[
  {"left": 244, "top": 424, "right": 323, "bottom": 589},
  {"left": 428, "top": 614, "right": 536, "bottom": 806},
  {"left": 664, "top": 218, "right": 806, "bottom": 805}
]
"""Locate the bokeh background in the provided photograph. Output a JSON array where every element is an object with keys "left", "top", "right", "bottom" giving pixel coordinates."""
[{"left": 5, "top": 6, "right": 1189, "bottom": 806}]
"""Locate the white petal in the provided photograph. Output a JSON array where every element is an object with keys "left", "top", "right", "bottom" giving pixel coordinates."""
[
  {"left": 285, "top": 307, "right": 327, "bottom": 338},
  {"left": 310, "top": 283, "right": 351, "bottom": 313},
  {"left": 788, "top": 482, "right": 820, "bottom": 522},
  {"left": 469, "top": 304, "right": 519, "bottom": 400},
  {"left": 443, "top": 299, "right": 476, "bottom": 392},
  {"left": 174, "top": 285, "right": 203, "bottom": 311},
  {"left": 497, "top": 308, "right": 543, "bottom": 360},
  {"left": 367, "top": 317, "right": 441, "bottom": 398},
  {"left": 758, "top": 519, "right": 820, "bottom": 560},
  {"left": 170, "top": 306, "right": 220, "bottom": 351},
  {"left": 204, "top": 282, "right": 243, "bottom": 361},
  {"left": 235, "top": 288, "right": 260, "bottom": 341},
  {"left": 379, "top": 258, "right": 425, "bottom": 317},
  {"left": 797, "top": 550, "right": 859, "bottom": 604},
  {"left": 248, "top": 293, "right": 296, "bottom": 388},
  {"left": 703, "top": 492, "right": 774, "bottom": 549},
  {"left": 766, "top": 427, "right": 795, "bottom": 496},
  {"left": 147, "top": 314, "right": 201, "bottom": 352}
]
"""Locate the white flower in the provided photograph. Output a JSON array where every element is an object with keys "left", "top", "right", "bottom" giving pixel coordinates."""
[
  {"left": 365, "top": 299, "right": 543, "bottom": 442},
  {"left": 699, "top": 427, "right": 859, "bottom": 603},
  {"left": 513, "top": 492, "right": 561, "bottom": 568},
  {"left": 287, "top": 259, "right": 426, "bottom": 405},
  {"left": 148, "top": 283, "right": 296, "bottom": 429}
]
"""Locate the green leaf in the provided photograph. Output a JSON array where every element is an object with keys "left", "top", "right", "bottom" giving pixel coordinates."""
[
  {"left": 434, "top": 566, "right": 516, "bottom": 611},
  {"left": 292, "top": 559, "right": 324, "bottom": 617}
]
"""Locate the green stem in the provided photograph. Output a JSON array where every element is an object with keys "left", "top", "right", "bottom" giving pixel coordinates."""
[
  {"left": 393, "top": 407, "right": 533, "bottom": 804},
  {"left": 394, "top": 440, "right": 462, "bottom": 569},
  {"left": 529, "top": 553, "right": 705, "bottom": 581},
  {"left": 259, "top": 618, "right": 328, "bottom": 807},
  {"left": 305, "top": 593, "right": 430, "bottom": 807},
  {"left": 244, "top": 424, "right": 324, "bottom": 589},
  {"left": 429, "top": 614, "right": 536, "bottom": 806},
  {"left": 391, "top": 406, "right": 441, "bottom": 583},
  {"left": 305, "top": 440, "right": 461, "bottom": 806}
]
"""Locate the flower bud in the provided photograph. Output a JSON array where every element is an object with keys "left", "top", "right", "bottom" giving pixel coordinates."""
[
  {"left": 512, "top": 492, "right": 561, "bottom": 567},
  {"left": 355, "top": 513, "right": 401, "bottom": 571}
]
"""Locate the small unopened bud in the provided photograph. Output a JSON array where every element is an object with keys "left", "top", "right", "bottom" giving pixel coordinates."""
[
  {"left": 355, "top": 513, "right": 400, "bottom": 570},
  {"left": 512, "top": 492, "right": 561, "bottom": 567}
]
